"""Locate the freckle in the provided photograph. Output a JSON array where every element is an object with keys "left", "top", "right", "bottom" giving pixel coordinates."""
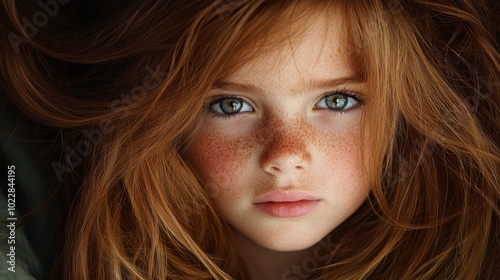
[{"left": 205, "top": 133, "right": 254, "bottom": 178}]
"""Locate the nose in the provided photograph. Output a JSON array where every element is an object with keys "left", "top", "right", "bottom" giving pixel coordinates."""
[{"left": 259, "top": 121, "right": 311, "bottom": 176}]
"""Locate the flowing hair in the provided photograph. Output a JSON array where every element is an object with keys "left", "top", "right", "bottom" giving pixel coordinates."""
[{"left": 0, "top": 0, "right": 498, "bottom": 279}]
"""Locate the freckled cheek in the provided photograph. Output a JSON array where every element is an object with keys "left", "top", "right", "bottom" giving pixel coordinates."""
[
  {"left": 186, "top": 133, "right": 253, "bottom": 190},
  {"left": 318, "top": 127, "right": 365, "bottom": 182}
]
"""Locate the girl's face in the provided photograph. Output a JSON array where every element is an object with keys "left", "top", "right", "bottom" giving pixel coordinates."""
[{"left": 186, "top": 14, "right": 371, "bottom": 251}]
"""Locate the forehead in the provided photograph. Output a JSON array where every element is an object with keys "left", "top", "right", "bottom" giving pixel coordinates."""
[{"left": 222, "top": 11, "right": 354, "bottom": 88}]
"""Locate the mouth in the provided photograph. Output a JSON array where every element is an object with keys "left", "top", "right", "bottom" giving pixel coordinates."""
[{"left": 253, "top": 190, "right": 320, "bottom": 218}]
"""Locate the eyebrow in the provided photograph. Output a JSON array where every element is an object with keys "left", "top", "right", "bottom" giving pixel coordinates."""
[{"left": 213, "top": 77, "right": 364, "bottom": 95}]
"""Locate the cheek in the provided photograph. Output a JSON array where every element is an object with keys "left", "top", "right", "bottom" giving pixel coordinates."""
[
  {"left": 315, "top": 124, "right": 368, "bottom": 191},
  {"left": 313, "top": 111, "right": 363, "bottom": 155},
  {"left": 186, "top": 132, "right": 254, "bottom": 192},
  {"left": 318, "top": 123, "right": 362, "bottom": 163},
  {"left": 332, "top": 130, "right": 362, "bottom": 174}
]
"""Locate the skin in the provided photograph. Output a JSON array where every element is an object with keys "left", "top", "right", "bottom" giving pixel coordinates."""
[{"left": 186, "top": 11, "right": 371, "bottom": 279}]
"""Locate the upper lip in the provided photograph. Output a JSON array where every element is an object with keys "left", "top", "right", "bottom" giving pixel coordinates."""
[{"left": 253, "top": 190, "right": 319, "bottom": 203}]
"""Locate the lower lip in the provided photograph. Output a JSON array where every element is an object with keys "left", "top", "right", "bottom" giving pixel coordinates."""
[{"left": 254, "top": 200, "right": 320, "bottom": 218}]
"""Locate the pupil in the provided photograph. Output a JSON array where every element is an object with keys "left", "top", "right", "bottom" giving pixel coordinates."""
[
  {"left": 221, "top": 98, "right": 242, "bottom": 114},
  {"left": 326, "top": 94, "right": 347, "bottom": 110}
]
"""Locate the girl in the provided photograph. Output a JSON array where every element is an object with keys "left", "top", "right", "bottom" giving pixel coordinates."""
[{"left": 1, "top": 0, "right": 499, "bottom": 279}]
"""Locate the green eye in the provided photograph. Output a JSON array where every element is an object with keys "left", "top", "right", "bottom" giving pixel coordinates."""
[
  {"left": 210, "top": 97, "right": 253, "bottom": 115},
  {"left": 325, "top": 94, "right": 347, "bottom": 110},
  {"left": 316, "top": 92, "right": 359, "bottom": 111}
]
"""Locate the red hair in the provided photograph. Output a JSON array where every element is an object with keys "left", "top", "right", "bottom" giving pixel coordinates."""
[{"left": 1, "top": 0, "right": 498, "bottom": 279}]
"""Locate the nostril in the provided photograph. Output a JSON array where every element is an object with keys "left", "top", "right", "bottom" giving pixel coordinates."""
[
  {"left": 271, "top": 166, "right": 281, "bottom": 172},
  {"left": 261, "top": 152, "right": 311, "bottom": 175}
]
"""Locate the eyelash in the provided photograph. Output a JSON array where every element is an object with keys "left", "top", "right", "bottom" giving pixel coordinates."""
[{"left": 207, "top": 90, "right": 364, "bottom": 119}]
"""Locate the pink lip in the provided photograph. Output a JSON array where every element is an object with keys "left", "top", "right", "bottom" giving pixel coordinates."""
[{"left": 253, "top": 190, "right": 320, "bottom": 218}]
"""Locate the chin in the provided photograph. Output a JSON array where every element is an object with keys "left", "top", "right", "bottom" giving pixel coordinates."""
[
  {"left": 264, "top": 243, "right": 315, "bottom": 252},
  {"left": 252, "top": 232, "right": 325, "bottom": 252}
]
